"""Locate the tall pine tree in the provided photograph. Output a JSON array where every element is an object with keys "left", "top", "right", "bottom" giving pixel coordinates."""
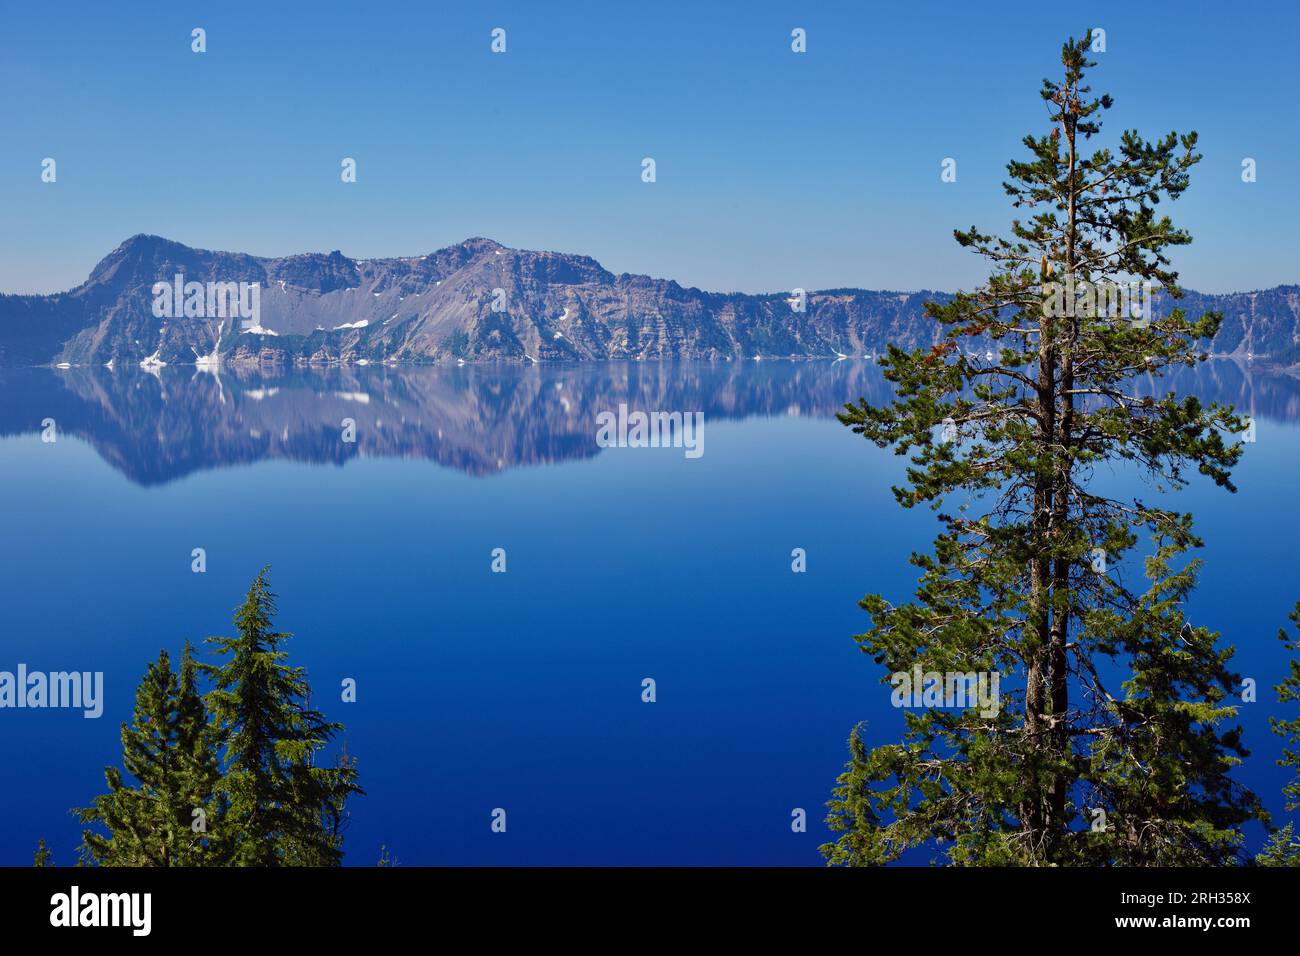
[
  {"left": 76, "top": 643, "right": 228, "bottom": 865},
  {"left": 823, "top": 34, "right": 1262, "bottom": 866},
  {"left": 203, "top": 567, "right": 361, "bottom": 866}
]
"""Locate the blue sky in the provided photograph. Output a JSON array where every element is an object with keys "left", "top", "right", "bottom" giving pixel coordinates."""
[{"left": 2, "top": 0, "right": 1296, "bottom": 295}]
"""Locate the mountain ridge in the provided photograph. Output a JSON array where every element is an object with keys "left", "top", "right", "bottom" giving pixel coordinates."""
[{"left": 2, "top": 235, "right": 1297, "bottom": 368}]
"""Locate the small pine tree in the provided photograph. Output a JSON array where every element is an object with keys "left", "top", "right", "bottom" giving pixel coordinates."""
[
  {"left": 75, "top": 643, "right": 228, "bottom": 865},
  {"left": 1258, "top": 822, "right": 1300, "bottom": 867},
  {"left": 203, "top": 567, "right": 362, "bottom": 865},
  {"left": 33, "top": 838, "right": 53, "bottom": 867},
  {"left": 1258, "top": 602, "right": 1300, "bottom": 866}
]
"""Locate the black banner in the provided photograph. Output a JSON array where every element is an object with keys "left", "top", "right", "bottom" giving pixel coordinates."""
[{"left": 0, "top": 865, "right": 1280, "bottom": 942}]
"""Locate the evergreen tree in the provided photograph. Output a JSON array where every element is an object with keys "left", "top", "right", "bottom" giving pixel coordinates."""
[
  {"left": 1258, "top": 602, "right": 1300, "bottom": 866},
  {"left": 823, "top": 34, "right": 1261, "bottom": 866},
  {"left": 1257, "top": 823, "right": 1300, "bottom": 867},
  {"left": 203, "top": 567, "right": 362, "bottom": 866},
  {"left": 75, "top": 644, "right": 228, "bottom": 865},
  {"left": 33, "top": 838, "right": 52, "bottom": 867}
]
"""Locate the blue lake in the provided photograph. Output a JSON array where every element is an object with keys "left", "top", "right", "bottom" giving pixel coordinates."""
[{"left": 0, "top": 359, "right": 1296, "bottom": 865}]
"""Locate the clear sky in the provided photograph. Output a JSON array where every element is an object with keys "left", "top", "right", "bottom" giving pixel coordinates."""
[{"left": 2, "top": 0, "right": 1295, "bottom": 295}]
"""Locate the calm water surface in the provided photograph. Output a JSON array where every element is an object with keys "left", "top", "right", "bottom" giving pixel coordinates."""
[{"left": 0, "top": 360, "right": 1296, "bottom": 864}]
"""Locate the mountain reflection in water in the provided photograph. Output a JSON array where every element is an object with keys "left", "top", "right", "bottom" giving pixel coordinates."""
[{"left": 0, "top": 359, "right": 1294, "bottom": 486}]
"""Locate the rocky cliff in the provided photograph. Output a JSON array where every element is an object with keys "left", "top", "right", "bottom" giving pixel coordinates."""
[{"left": 1, "top": 235, "right": 1296, "bottom": 368}]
